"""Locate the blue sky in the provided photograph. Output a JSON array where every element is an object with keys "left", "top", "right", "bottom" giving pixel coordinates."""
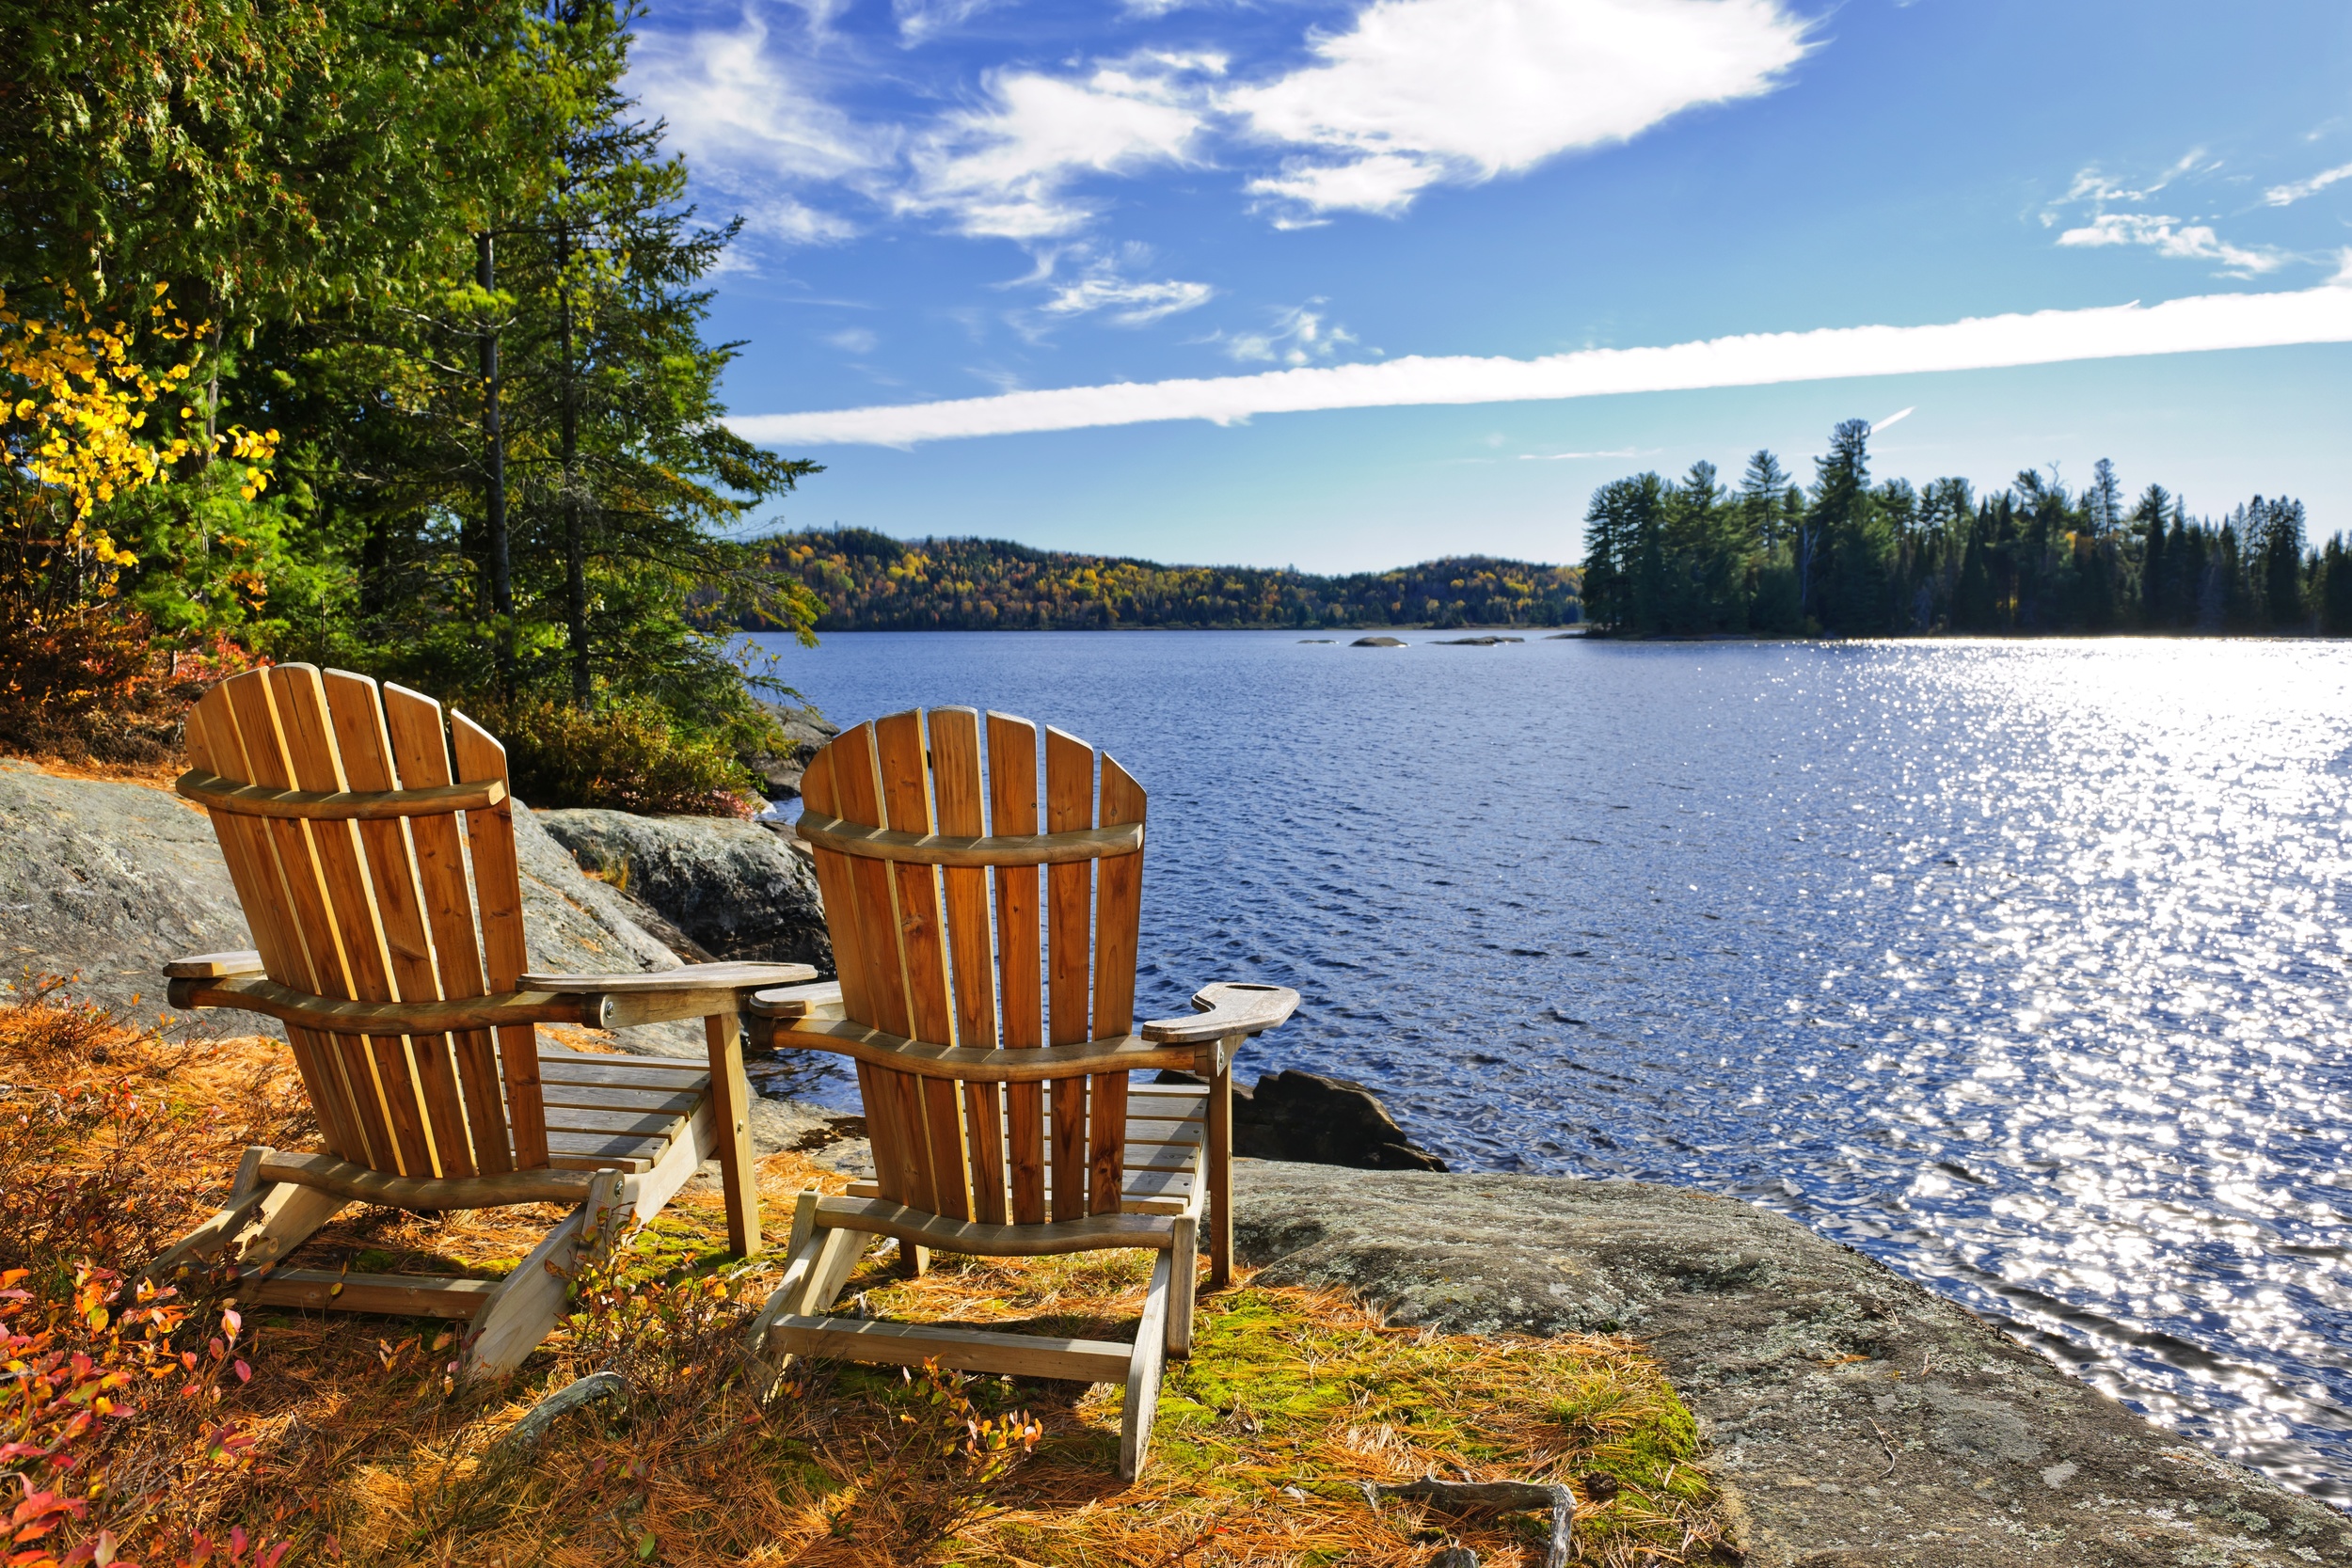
[{"left": 630, "top": 0, "right": 2352, "bottom": 571}]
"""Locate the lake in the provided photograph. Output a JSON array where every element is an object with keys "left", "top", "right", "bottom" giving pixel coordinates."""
[{"left": 742, "top": 628, "right": 2352, "bottom": 1506}]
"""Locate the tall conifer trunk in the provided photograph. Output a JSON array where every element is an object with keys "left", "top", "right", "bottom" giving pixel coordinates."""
[
  {"left": 478, "top": 231, "right": 512, "bottom": 690},
  {"left": 559, "top": 223, "right": 588, "bottom": 706}
]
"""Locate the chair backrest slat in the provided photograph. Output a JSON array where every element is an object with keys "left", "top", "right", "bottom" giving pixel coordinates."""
[
  {"left": 985, "top": 712, "right": 1047, "bottom": 1224},
  {"left": 1088, "top": 754, "right": 1146, "bottom": 1214},
  {"left": 929, "top": 708, "right": 1006, "bottom": 1223},
  {"left": 380, "top": 684, "right": 513, "bottom": 1177},
  {"left": 1042, "top": 726, "right": 1094, "bottom": 1222},
  {"left": 803, "top": 708, "right": 1145, "bottom": 1229},
  {"left": 449, "top": 713, "right": 548, "bottom": 1171},
  {"left": 184, "top": 667, "right": 548, "bottom": 1178}
]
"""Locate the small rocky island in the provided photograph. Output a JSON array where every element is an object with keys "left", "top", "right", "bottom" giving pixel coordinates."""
[{"left": 6, "top": 755, "right": 2344, "bottom": 1566}]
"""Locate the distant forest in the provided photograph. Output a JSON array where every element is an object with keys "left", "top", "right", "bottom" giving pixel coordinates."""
[
  {"left": 755, "top": 531, "right": 1582, "bottom": 630},
  {"left": 1582, "top": 420, "right": 2352, "bottom": 637}
]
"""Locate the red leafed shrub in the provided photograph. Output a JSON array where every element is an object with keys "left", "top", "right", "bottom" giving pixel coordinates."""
[{"left": 0, "top": 1266, "right": 280, "bottom": 1568}]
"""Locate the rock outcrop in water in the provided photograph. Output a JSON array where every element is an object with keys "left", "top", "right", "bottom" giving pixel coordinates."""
[
  {"left": 1233, "top": 1164, "right": 2351, "bottom": 1568},
  {"left": 1162, "top": 1068, "right": 1447, "bottom": 1170},
  {"left": 1351, "top": 635, "right": 1407, "bottom": 647}
]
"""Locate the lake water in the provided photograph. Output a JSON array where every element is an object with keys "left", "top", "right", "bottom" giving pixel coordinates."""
[{"left": 742, "top": 628, "right": 2352, "bottom": 1506}]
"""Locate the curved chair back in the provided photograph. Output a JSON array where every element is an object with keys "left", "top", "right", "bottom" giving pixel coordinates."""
[
  {"left": 797, "top": 708, "right": 1146, "bottom": 1226},
  {"left": 181, "top": 665, "right": 546, "bottom": 1177}
]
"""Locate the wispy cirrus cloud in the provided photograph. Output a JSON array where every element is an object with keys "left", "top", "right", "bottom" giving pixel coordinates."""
[
  {"left": 2265, "top": 162, "right": 2352, "bottom": 207},
  {"left": 899, "top": 55, "right": 1223, "bottom": 239},
  {"left": 629, "top": 12, "right": 882, "bottom": 245},
  {"left": 730, "top": 281, "right": 2352, "bottom": 447},
  {"left": 1518, "top": 448, "right": 1640, "bottom": 461},
  {"left": 2055, "top": 213, "right": 2285, "bottom": 277},
  {"left": 1040, "top": 274, "right": 1216, "bottom": 325},
  {"left": 1211, "top": 302, "right": 1359, "bottom": 364}
]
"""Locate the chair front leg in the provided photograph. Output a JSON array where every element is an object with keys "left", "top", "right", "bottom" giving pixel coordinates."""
[{"left": 705, "top": 1009, "right": 763, "bottom": 1258}]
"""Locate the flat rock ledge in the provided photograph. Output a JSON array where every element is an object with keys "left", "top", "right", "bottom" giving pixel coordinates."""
[{"left": 1232, "top": 1164, "right": 2352, "bottom": 1568}]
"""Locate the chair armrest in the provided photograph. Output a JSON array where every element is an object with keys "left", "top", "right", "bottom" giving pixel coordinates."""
[
  {"left": 165, "top": 974, "right": 606, "bottom": 1033},
  {"left": 165, "top": 950, "right": 265, "bottom": 981},
  {"left": 519, "top": 961, "right": 818, "bottom": 993},
  {"left": 1140, "top": 981, "right": 1300, "bottom": 1044},
  {"left": 748, "top": 981, "right": 844, "bottom": 1021}
]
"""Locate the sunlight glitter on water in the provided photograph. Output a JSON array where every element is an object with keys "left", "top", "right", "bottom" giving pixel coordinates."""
[{"left": 749, "top": 631, "right": 2352, "bottom": 1505}]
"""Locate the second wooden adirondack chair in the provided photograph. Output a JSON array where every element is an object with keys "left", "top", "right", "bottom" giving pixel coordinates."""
[
  {"left": 147, "top": 665, "right": 817, "bottom": 1373},
  {"left": 741, "top": 707, "right": 1298, "bottom": 1481}
]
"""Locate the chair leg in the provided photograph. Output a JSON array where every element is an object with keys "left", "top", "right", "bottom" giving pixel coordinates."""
[
  {"left": 1208, "top": 1040, "right": 1235, "bottom": 1289},
  {"left": 898, "top": 1242, "right": 930, "bottom": 1278},
  {"left": 741, "top": 1220, "right": 876, "bottom": 1396},
  {"left": 1166, "top": 1214, "right": 1198, "bottom": 1359},
  {"left": 141, "top": 1147, "right": 347, "bottom": 1287},
  {"left": 705, "top": 1011, "right": 763, "bottom": 1258},
  {"left": 465, "top": 1171, "right": 625, "bottom": 1378},
  {"left": 1118, "top": 1247, "right": 1175, "bottom": 1482}
]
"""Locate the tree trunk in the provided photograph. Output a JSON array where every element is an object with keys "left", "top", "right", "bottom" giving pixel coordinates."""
[
  {"left": 559, "top": 225, "right": 588, "bottom": 707},
  {"left": 478, "top": 231, "right": 512, "bottom": 691}
]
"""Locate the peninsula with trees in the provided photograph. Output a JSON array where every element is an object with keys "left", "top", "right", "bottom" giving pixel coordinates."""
[{"left": 1581, "top": 420, "right": 2352, "bottom": 638}]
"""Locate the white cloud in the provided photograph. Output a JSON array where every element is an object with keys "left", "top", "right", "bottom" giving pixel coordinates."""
[
  {"left": 1041, "top": 275, "right": 1216, "bottom": 325},
  {"left": 628, "top": 14, "right": 881, "bottom": 245},
  {"left": 2265, "top": 162, "right": 2352, "bottom": 206},
  {"left": 823, "top": 327, "right": 880, "bottom": 353},
  {"left": 2056, "top": 213, "right": 2284, "bottom": 276},
  {"left": 1868, "top": 405, "right": 1914, "bottom": 434},
  {"left": 894, "top": 0, "right": 1000, "bottom": 45},
  {"left": 729, "top": 280, "right": 2352, "bottom": 446},
  {"left": 1248, "top": 154, "right": 1435, "bottom": 217},
  {"left": 2060, "top": 150, "right": 2210, "bottom": 209},
  {"left": 1518, "top": 448, "right": 1639, "bottom": 461},
  {"left": 1213, "top": 303, "right": 1359, "bottom": 363},
  {"left": 903, "top": 57, "right": 1221, "bottom": 238},
  {"left": 1228, "top": 0, "right": 1810, "bottom": 215}
]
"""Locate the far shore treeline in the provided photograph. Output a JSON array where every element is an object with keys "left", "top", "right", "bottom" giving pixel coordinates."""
[
  {"left": 1582, "top": 420, "right": 2352, "bottom": 638},
  {"left": 754, "top": 531, "right": 1582, "bottom": 630}
]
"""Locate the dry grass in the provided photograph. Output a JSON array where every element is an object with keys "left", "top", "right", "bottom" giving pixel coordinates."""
[{"left": 0, "top": 983, "right": 1737, "bottom": 1568}]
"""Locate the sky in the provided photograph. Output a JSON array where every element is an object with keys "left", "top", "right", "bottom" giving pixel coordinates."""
[{"left": 629, "top": 0, "right": 2352, "bottom": 571}]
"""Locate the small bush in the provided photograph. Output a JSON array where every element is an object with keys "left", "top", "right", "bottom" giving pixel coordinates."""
[{"left": 485, "top": 697, "right": 764, "bottom": 817}]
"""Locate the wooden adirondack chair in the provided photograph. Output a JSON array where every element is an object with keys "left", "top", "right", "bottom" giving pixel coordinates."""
[
  {"left": 739, "top": 707, "right": 1298, "bottom": 1480},
  {"left": 147, "top": 665, "right": 816, "bottom": 1374}
]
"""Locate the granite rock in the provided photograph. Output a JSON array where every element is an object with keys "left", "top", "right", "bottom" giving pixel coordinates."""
[
  {"left": 1232, "top": 1164, "right": 2352, "bottom": 1568},
  {"left": 535, "top": 808, "right": 832, "bottom": 974}
]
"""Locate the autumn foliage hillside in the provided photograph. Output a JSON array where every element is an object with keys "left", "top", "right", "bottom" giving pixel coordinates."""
[{"left": 759, "top": 531, "right": 1583, "bottom": 631}]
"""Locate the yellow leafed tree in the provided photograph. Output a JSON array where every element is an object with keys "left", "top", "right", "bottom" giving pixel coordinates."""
[{"left": 0, "top": 282, "right": 278, "bottom": 580}]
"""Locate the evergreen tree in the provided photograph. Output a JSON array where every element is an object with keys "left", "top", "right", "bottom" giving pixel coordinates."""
[
  {"left": 2321, "top": 536, "right": 2352, "bottom": 637},
  {"left": 1808, "top": 419, "right": 1889, "bottom": 634},
  {"left": 2133, "top": 484, "right": 2171, "bottom": 628}
]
